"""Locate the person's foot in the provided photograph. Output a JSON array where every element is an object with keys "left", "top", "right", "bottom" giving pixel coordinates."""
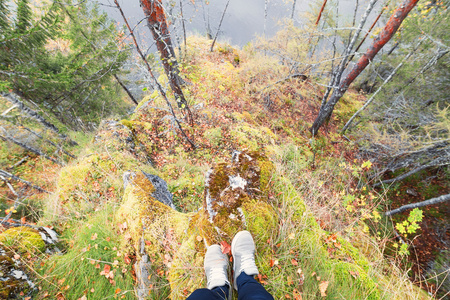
[
  {"left": 204, "top": 244, "right": 229, "bottom": 290},
  {"left": 231, "top": 231, "right": 259, "bottom": 290}
]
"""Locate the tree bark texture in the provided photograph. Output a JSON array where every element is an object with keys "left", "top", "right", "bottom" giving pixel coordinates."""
[
  {"left": 310, "top": 0, "right": 419, "bottom": 135},
  {"left": 140, "top": 0, "right": 193, "bottom": 123},
  {"left": 385, "top": 193, "right": 450, "bottom": 216}
]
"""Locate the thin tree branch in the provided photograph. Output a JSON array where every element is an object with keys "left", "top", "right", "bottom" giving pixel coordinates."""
[
  {"left": 373, "top": 156, "right": 450, "bottom": 187},
  {"left": 0, "top": 130, "right": 64, "bottom": 166},
  {"left": 210, "top": 0, "right": 230, "bottom": 52},
  {"left": 385, "top": 194, "right": 450, "bottom": 216},
  {"left": 0, "top": 169, "right": 49, "bottom": 193},
  {"left": 342, "top": 38, "right": 424, "bottom": 133}
]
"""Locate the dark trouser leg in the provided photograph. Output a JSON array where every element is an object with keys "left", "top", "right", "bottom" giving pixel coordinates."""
[
  {"left": 186, "top": 285, "right": 229, "bottom": 300},
  {"left": 236, "top": 273, "right": 274, "bottom": 300}
]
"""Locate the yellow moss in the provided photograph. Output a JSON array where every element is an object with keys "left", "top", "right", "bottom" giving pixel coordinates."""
[
  {"left": 230, "top": 125, "right": 275, "bottom": 151},
  {"left": 0, "top": 227, "right": 45, "bottom": 253},
  {"left": 187, "top": 210, "right": 221, "bottom": 246},
  {"left": 204, "top": 127, "right": 223, "bottom": 147},
  {"left": 242, "top": 111, "right": 256, "bottom": 124},
  {"left": 116, "top": 172, "right": 191, "bottom": 266},
  {"left": 58, "top": 159, "right": 91, "bottom": 196},
  {"left": 119, "top": 119, "right": 153, "bottom": 131}
]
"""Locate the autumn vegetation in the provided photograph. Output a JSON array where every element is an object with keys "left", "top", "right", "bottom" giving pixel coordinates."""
[{"left": 0, "top": 0, "right": 448, "bottom": 299}]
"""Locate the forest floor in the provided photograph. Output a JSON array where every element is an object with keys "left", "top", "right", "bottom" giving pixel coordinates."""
[{"left": 0, "top": 35, "right": 447, "bottom": 299}]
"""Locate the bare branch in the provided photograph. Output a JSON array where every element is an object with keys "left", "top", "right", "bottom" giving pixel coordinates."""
[
  {"left": 373, "top": 155, "right": 450, "bottom": 187},
  {"left": 0, "top": 169, "right": 49, "bottom": 193},
  {"left": 210, "top": 0, "right": 231, "bottom": 52},
  {"left": 385, "top": 194, "right": 450, "bottom": 216}
]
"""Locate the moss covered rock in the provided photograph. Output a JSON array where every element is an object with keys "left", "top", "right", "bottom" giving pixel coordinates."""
[
  {"left": 0, "top": 227, "right": 45, "bottom": 253},
  {"left": 116, "top": 151, "right": 278, "bottom": 299}
]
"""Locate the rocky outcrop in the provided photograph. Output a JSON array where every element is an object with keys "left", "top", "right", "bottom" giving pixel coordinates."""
[{"left": 116, "top": 150, "right": 277, "bottom": 299}]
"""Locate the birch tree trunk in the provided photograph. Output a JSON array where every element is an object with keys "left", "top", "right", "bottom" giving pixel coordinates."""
[{"left": 310, "top": 0, "right": 419, "bottom": 135}]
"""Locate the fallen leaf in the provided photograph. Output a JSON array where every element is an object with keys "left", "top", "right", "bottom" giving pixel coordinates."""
[
  {"left": 100, "top": 264, "right": 111, "bottom": 276},
  {"left": 91, "top": 233, "right": 98, "bottom": 240},
  {"left": 270, "top": 259, "right": 275, "bottom": 267},
  {"left": 291, "top": 259, "right": 298, "bottom": 266},
  {"left": 319, "top": 281, "right": 329, "bottom": 297},
  {"left": 115, "top": 288, "right": 121, "bottom": 294},
  {"left": 124, "top": 253, "right": 131, "bottom": 264},
  {"left": 293, "top": 288, "right": 302, "bottom": 300},
  {"left": 220, "top": 241, "right": 231, "bottom": 255}
]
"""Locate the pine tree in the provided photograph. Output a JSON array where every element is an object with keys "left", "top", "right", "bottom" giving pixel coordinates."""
[{"left": 0, "top": 0, "right": 131, "bottom": 129}]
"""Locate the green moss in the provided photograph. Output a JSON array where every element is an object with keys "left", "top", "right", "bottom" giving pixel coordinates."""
[
  {"left": 204, "top": 127, "right": 223, "bottom": 147},
  {"left": 0, "top": 227, "right": 45, "bottom": 253},
  {"left": 258, "top": 160, "right": 274, "bottom": 193}
]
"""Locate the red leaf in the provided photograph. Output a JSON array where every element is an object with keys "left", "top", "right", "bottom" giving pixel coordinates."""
[
  {"left": 124, "top": 253, "right": 131, "bottom": 264},
  {"left": 220, "top": 241, "right": 231, "bottom": 255}
]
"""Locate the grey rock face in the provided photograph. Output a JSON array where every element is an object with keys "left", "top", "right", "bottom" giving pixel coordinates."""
[{"left": 142, "top": 171, "right": 176, "bottom": 210}]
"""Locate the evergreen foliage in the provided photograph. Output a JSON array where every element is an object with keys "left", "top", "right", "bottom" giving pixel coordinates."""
[{"left": 0, "top": 0, "right": 131, "bottom": 129}]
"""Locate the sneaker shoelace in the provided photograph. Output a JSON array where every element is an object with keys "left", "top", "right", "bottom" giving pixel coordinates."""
[
  {"left": 207, "top": 264, "right": 228, "bottom": 286},
  {"left": 238, "top": 253, "right": 256, "bottom": 274}
]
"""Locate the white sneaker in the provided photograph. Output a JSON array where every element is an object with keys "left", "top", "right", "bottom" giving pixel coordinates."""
[
  {"left": 231, "top": 231, "right": 259, "bottom": 290},
  {"left": 204, "top": 244, "right": 230, "bottom": 290}
]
